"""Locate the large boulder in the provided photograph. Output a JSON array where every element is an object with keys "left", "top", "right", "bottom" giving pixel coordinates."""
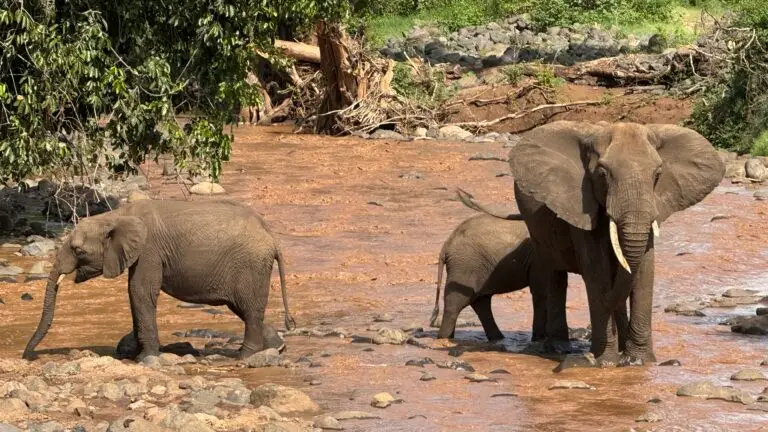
[{"left": 745, "top": 158, "right": 767, "bottom": 181}]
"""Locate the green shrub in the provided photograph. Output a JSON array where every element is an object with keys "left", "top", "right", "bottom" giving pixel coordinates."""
[
  {"left": 535, "top": 68, "right": 565, "bottom": 88},
  {"left": 502, "top": 65, "right": 524, "bottom": 85},
  {"left": 751, "top": 130, "right": 768, "bottom": 156}
]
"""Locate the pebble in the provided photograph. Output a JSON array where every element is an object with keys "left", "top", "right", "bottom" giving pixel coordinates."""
[
  {"left": 436, "top": 360, "right": 474, "bottom": 372},
  {"left": 399, "top": 171, "right": 424, "bottom": 180},
  {"left": 373, "top": 313, "right": 393, "bottom": 322},
  {"left": 21, "top": 293, "right": 33, "bottom": 301},
  {"left": 420, "top": 372, "right": 436, "bottom": 382},
  {"left": 658, "top": 359, "right": 681, "bottom": 367},
  {"left": 313, "top": 415, "right": 344, "bottom": 430},
  {"left": 309, "top": 380, "right": 322, "bottom": 386},
  {"left": 548, "top": 380, "right": 596, "bottom": 390},
  {"left": 489, "top": 368, "right": 510, "bottom": 374},
  {"left": 405, "top": 357, "right": 434, "bottom": 367},
  {"left": 676, "top": 381, "right": 756, "bottom": 405},
  {"left": 636, "top": 411, "right": 664, "bottom": 423},
  {"left": 332, "top": 411, "right": 381, "bottom": 420}
]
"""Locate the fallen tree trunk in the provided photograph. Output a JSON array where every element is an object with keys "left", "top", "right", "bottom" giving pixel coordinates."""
[{"left": 274, "top": 40, "right": 321, "bottom": 64}]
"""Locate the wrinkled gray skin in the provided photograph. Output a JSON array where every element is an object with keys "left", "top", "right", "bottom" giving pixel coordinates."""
[
  {"left": 461, "top": 121, "right": 725, "bottom": 368},
  {"left": 22, "top": 199, "right": 296, "bottom": 361},
  {"left": 429, "top": 214, "right": 555, "bottom": 342}
]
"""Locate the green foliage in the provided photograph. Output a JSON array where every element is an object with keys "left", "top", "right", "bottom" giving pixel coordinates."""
[
  {"left": 751, "top": 130, "right": 768, "bottom": 157},
  {"left": 0, "top": 0, "right": 348, "bottom": 185},
  {"left": 391, "top": 62, "right": 455, "bottom": 107},
  {"left": 502, "top": 65, "right": 524, "bottom": 85},
  {"left": 686, "top": 1, "right": 768, "bottom": 155},
  {"left": 534, "top": 68, "right": 565, "bottom": 88},
  {"left": 527, "top": 0, "right": 676, "bottom": 29}
]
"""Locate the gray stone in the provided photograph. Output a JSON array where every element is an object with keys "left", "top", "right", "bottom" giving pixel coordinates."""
[
  {"left": 664, "top": 301, "right": 706, "bottom": 317},
  {"left": 225, "top": 387, "right": 252, "bottom": 405},
  {"left": 372, "top": 327, "right": 408, "bottom": 345},
  {"left": 20, "top": 238, "right": 55, "bottom": 256},
  {"left": 746, "top": 158, "right": 767, "bottom": 180},
  {"left": 723, "top": 288, "right": 761, "bottom": 298},
  {"left": 0, "top": 263, "right": 23, "bottom": 276},
  {"left": 725, "top": 161, "right": 746, "bottom": 179},
  {"left": 28, "top": 422, "right": 64, "bottom": 432},
  {"left": 41, "top": 361, "right": 80, "bottom": 378},
  {"left": 369, "top": 129, "right": 406, "bottom": 140},
  {"left": 99, "top": 383, "right": 123, "bottom": 401},
  {"left": 0, "top": 398, "right": 28, "bottom": 413},
  {"left": 676, "top": 381, "right": 756, "bottom": 405},
  {"left": 107, "top": 416, "right": 172, "bottom": 432},
  {"left": 755, "top": 190, "right": 768, "bottom": 201},
  {"left": 731, "top": 368, "right": 767, "bottom": 381},
  {"left": 243, "top": 348, "right": 281, "bottom": 368}
]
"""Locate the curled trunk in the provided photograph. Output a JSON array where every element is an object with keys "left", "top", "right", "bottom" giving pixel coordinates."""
[{"left": 22, "top": 270, "right": 62, "bottom": 359}]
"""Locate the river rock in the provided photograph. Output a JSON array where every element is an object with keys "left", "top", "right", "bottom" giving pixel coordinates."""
[
  {"left": 676, "top": 381, "right": 756, "bottom": 405},
  {"left": 755, "top": 190, "right": 768, "bottom": 201},
  {"left": 332, "top": 411, "right": 381, "bottom": 421},
  {"left": 243, "top": 348, "right": 281, "bottom": 368},
  {"left": 636, "top": 410, "right": 664, "bottom": 423},
  {"left": 731, "top": 315, "right": 768, "bottom": 335},
  {"left": 41, "top": 361, "right": 80, "bottom": 378},
  {"left": 189, "top": 182, "right": 226, "bottom": 195},
  {"left": 746, "top": 158, "right": 767, "bottom": 180},
  {"left": 99, "top": 383, "right": 124, "bottom": 401},
  {"left": 549, "top": 380, "right": 596, "bottom": 390},
  {"left": 313, "top": 415, "right": 343, "bottom": 430},
  {"left": 731, "top": 368, "right": 767, "bottom": 381},
  {"left": 437, "top": 125, "right": 473, "bottom": 141},
  {"left": 664, "top": 301, "right": 706, "bottom": 317},
  {"left": 435, "top": 360, "right": 474, "bottom": 372},
  {"left": 371, "top": 392, "right": 396, "bottom": 408},
  {"left": 0, "top": 397, "right": 28, "bottom": 413},
  {"left": 0, "top": 262, "right": 22, "bottom": 276},
  {"left": 465, "top": 373, "right": 495, "bottom": 383},
  {"left": 725, "top": 161, "right": 746, "bottom": 178},
  {"left": 723, "top": 288, "right": 761, "bottom": 298},
  {"left": 250, "top": 383, "right": 319, "bottom": 415},
  {"left": 20, "top": 238, "right": 55, "bottom": 256},
  {"left": 372, "top": 327, "right": 408, "bottom": 345},
  {"left": 420, "top": 372, "right": 436, "bottom": 381},
  {"left": 369, "top": 129, "right": 406, "bottom": 141}
]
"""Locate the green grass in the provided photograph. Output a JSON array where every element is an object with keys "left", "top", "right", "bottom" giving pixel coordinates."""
[
  {"left": 615, "top": 5, "right": 719, "bottom": 46},
  {"left": 751, "top": 130, "right": 768, "bottom": 157},
  {"left": 366, "top": 15, "right": 419, "bottom": 47}
]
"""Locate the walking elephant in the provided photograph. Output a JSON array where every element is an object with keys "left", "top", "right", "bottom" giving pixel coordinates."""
[
  {"left": 429, "top": 213, "right": 556, "bottom": 343},
  {"left": 460, "top": 121, "right": 724, "bottom": 368},
  {"left": 22, "top": 199, "right": 296, "bottom": 361}
]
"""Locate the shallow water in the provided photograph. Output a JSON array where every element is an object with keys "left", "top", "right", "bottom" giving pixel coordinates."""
[{"left": 1, "top": 125, "right": 767, "bottom": 431}]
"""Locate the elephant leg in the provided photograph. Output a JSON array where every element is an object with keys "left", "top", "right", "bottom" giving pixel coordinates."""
[
  {"left": 127, "top": 264, "right": 162, "bottom": 360},
  {"left": 622, "top": 246, "right": 656, "bottom": 365},
  {"left": 229, "top": 302, "right": 266, "bottom": 359},
  {"left": 530, "top": 281, "right": 548, "bottom": 342},
  {"left": 437, "top": 282, "right": 472, "bottom": 339},
  {"left": 470, "top": 295, "right": 504, "bottom": 342},
  {"left": 615, "top": 300, "right": 629, "bottom": 354}
]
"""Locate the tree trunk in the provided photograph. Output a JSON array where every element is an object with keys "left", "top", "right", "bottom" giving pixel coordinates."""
[{"left": 315, "top": 20, "right": 358, "bottom": 135}]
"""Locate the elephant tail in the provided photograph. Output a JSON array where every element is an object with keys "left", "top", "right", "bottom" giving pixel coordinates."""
[
  {"left": 456, "top": 188, "right": 524, "bottom": 221},
  {"left": 430, "top": 245, "right": 446, "bottom": 328},
  {"left": 275, "top": 247, "right": 296, "bottom": 331}
]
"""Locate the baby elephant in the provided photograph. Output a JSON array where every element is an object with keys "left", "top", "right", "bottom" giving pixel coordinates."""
[
  {"left": 430, "top": 213, "right": 562, "bottom": 342},
  {"left": 23, "top": 199, "right": 295, "bottom": 361}
]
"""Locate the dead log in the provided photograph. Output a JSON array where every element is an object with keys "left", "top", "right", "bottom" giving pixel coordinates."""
[{"left": 274, "top": 40, "right": 321, "bottom": 64}]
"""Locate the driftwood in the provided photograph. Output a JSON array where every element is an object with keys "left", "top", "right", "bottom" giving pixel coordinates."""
[{"left": 274, "top": 40, "right": 321, "bottom": 64}]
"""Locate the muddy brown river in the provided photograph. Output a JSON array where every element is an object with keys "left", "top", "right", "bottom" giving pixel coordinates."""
[{"left": 1, "top": 125, "right": 767, "bottom": 431}]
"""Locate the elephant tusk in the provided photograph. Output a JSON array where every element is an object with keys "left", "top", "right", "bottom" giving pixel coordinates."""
[
  {"left": 609, "top": 219, "right": 631, "bottom": 274},
  {"left": 56, "top": 274, "right": 66, "bottom": 285},
  {"left": 652, "top": 220, "right": 660, "bottom": 238}
]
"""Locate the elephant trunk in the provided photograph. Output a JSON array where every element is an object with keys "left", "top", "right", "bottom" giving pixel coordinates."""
[{"left": 22, "top": 270, "right": 65, "bottom": 359}]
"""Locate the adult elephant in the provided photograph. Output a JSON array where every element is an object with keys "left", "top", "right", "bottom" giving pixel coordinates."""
[
  {"left": 461, "top": 121, "right": 724, "bottom": 367},
  {"left": 22, "top": 199, "right": 296, "bottom": 361}
]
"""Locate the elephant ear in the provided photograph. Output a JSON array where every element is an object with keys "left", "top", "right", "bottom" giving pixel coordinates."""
[
  {"left": 509, "top": 121, "right": 606, "bottom": 230},
  {"left": 648, "top": 124, "right": 726, "bottom": 223},
  {"left": 102, "top": 216, "right": 147, "bottom": 279}
]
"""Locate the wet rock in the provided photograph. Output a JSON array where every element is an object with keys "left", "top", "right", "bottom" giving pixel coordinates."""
[
  {"left": 189, "top": 182, "right": 226, "bottom": 195},
  {"left": 371, "top": 392, "right": 397, "bottom": 408},
  {"left": 243, "top": 348, "right": 281, "bottom": 368},
  {"left": 568, "top": 327, "right": 591, "bottom": 341},
  {"left": 658, "top": 359, "right": 681, "bottom": 367},
  {"left": 107, "top": 416, "right": 172, "bottom": 432},
  {"left": 405, "top": 357, "right": 434, "bottom": 367},
  {"left": 313, "top": 415, "right": 344, "bottom": 430},
  {"left": 436, "top": 360, "right": 474, "bottom": 372},
  {"left": 21, "top": 293, "right": 33, "bottom": 301},
  {"left": 757, "top": 308, "right": 768, "bottom": 316},
  {"left": 731, "top": 368, "right": 767, "bottom": 381},
  {"left": 20, "top": 238, "right": 55, "bottom": 256},
  {"left": 41, "top": 361, "right": 80, "bottom": 377},
  {"left": 250, "top": 383, "right": 320, "bottom": 415},
  {"left": 0, "top": 397, "right": 28, "bottom": 413},
  {"left": 709, "top": 297, "right": 738, "bottom": 308},
  {"left": 553, "top": 353, "right": 597, "bottom": 372},
  {"left": 373, "top": 313, "right": 393, "bottom": 322},
  {"left": 372, "top": 327, "right": 408, "bottom": 345},
  {"left": 438, "top": 125, "right": 473, "bottom": 141},
  {"left": 731, "top": 315, "right": 768, "bottom": 335},
  {"left": 468, "top": 153, "right": 507, "bottom": 162},
  {"left": 420, "top": 372, "right": 436, "bottom": 381},
  {"left": 548, "top": 380, "right": 596, "bottom": 390},
  {"left": 333, "top": 411, "right": 381, "bottom": 421},
  {"left": 489, "top": 368, "right": 510, "bottom": 374},
  {"left": 369, "top": 129, "right": 406, "bottom": 141},
  {"left": 663, "top": 301, "right": 706, "bottom": 316},
  {"left": 755, "top": 190, "right": 768, "bottom": 201},
  {"left": 465, "top": 373, "right": 496, "bottom": 383},
  {"left": 636, "top": 411, "right": 664, "bottom": 423},
  {"left": 723, "top": 288, "right": 761, "bottom": 298},
  {"left": 676, "top": 381, "right": 756, "bottom": 405}
]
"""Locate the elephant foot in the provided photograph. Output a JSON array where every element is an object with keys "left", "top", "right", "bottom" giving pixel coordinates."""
[
  {"left": 263, "top": 326, "right": 286, "bottom": 353},
  {"left": 552, "top": 353, "right": 597, "bottom": 372},
  {"left": 618, "top": 350, "right": 656, "bottom": 367},
  {"left": 485, "top": 331, "right": 505, "bottom": 343},
  {"left": 135, "top": 348, "right": 161, "bottom": 363}
]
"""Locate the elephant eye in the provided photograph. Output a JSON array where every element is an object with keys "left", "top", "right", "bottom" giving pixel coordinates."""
[
  {"left": 597, "top": 166, "right": 609, "bottom": 178},
  {"left": 72, "top": 246, "right": 86, "bottom": 256}
]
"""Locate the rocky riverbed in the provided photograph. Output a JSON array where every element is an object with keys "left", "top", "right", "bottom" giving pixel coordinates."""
[{"left": 1, "top": 121, "right": 768, "bottom": 431}]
